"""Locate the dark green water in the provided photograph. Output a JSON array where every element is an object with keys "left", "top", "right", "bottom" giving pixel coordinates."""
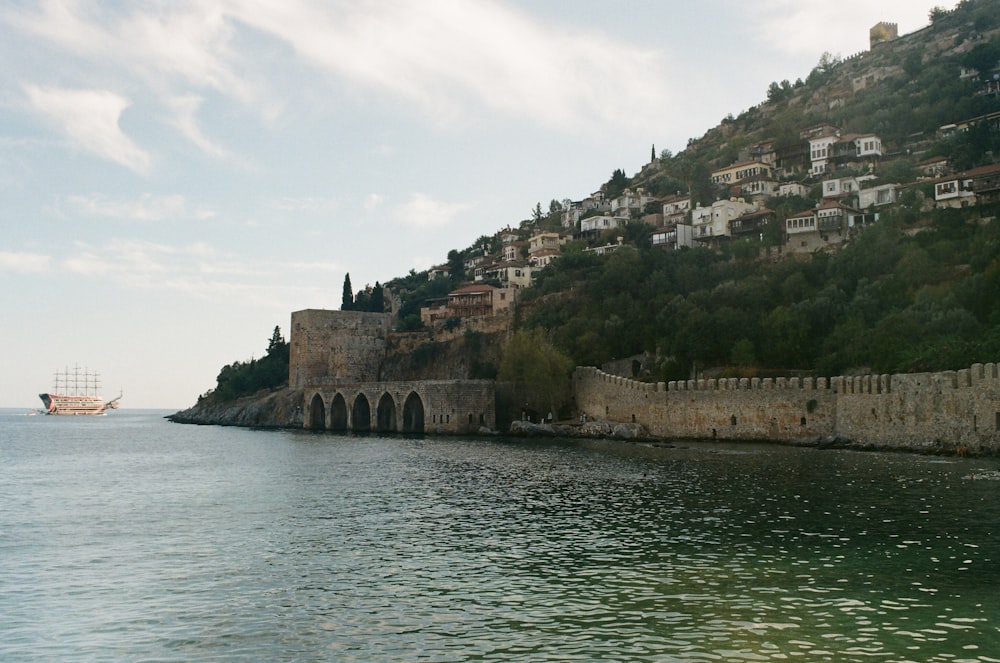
[{"left": 1, "top": 410, "right": 997, "bottom": 661}]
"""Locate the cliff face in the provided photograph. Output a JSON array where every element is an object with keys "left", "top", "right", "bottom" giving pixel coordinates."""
[
  {"left": 168, "top": 388, "right": 304, "bottom": 428},
  {"left": 380, "top": 328, "right": 507, "bottom": 381}
]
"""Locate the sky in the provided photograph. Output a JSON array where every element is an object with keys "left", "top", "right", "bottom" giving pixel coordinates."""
[{"left": 1, "top": 0, "right": 958, "bottom": 409}]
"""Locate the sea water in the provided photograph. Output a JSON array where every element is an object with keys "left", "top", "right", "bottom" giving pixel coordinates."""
[{"left": 1, "top": 409, "right": 997, "bottom": 661}]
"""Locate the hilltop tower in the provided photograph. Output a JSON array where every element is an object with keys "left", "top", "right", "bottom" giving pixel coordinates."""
[{"left": 870, "top": 22, "right": 898, "bottom": 49}]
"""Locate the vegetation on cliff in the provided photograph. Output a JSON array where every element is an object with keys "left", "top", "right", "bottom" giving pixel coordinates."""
[
  {"left": 200, "top": 326, "right": 289, "bottom": 403},
  {"left": 521, "top": 207, "right": 1000, "bottom": 382},
  {"left": 498, "top": 329, "right": 574, "bottom": 418}
]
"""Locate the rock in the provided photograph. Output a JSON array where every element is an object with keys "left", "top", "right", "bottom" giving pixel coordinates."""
[{"left": 168, "top": 388, "right": 304, "bottom": 428}]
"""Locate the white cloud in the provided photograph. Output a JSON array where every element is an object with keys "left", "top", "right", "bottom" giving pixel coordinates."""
[
  {"left": 24, "top": 85, "right": 152, "bottom": 173},
  {"left": 271, "top": 196, "right": 341, "bottom": 213},
  {"left": 67, "top": 193, "right": 215, "bottom": 221},
  {"left": 167, "top": 94, "right": 232, "bottom": 159},
  {"left": 750, "top": 1, "right": 953, "bottom": 59},
  {"left": 6, "top": 0, "right": 256, "bottom": 102},
  {"left": 228, "top": 0, "right": 671, "bottom": 133},
  {"left": 394, "top": 193, "right": 474, "bottom": 229},
  {"left": 7, "top": 1, "right": 674, "bottom": 136},
  {"left": 53, "top": 238, "right": 336, "bottom": 309},
  {"left": 364, "top": 194, "right": 383, "bottom": 211},
  {"left": 0, "top": 250, "right": 52, "bottom": 273}
]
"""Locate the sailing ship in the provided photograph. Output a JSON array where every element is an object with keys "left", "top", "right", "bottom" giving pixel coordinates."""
[{"left": 38, "top": 365, "right": 122, "bottom": 415}]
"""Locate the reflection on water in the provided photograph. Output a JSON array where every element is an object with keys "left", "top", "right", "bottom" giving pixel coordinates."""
[{"left": 1, "top": 411, "right": 997, "bottom": 661}]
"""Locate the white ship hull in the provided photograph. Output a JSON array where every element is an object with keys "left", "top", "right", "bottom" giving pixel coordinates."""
[
  {"left": 38, "top": 393, "right": 113, "bottom": 415},
  {"left": 39, "top": 366, "right": 122, "bottom": 415}
]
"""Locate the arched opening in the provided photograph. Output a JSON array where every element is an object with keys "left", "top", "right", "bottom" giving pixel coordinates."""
[
  {"left": 309, "top": 393, "right": 325, "bottom": 430},
  {"left": 402, "top": 392, "right": 424, "bottom": 433},
  {"left": 351, "top": 394, "right": 371, "bottom": 432},
  {"left": 376, "top": 393, "right": 396, "bottom": 432},
  {"left": 330, "top": 393, "right": 348, "bottom": 431}
]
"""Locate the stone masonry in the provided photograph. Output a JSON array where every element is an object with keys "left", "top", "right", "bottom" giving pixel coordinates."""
[
  {"left": 574, "top": 363, "right": 1000, "bottom": 453},
  {"left": 290, "top": 309, "right": 496, "bottom": 434}
]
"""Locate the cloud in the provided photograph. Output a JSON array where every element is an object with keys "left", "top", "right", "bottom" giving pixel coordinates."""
[
  {"left": 67, "top": 193, "right": 215, "bottom": 221},
  {"left": 0, "top": 250, "right": 52, "bottom": 273},
  {"left": 167, "top": 94, "right": 233, "bottom": 159},
  {"left": 228, "top": 0, "right": 671, "bottom": 133},
  {"left": 750, "top": 0, "right": 949, "bottom": 59},
  {"left": 271, "top": 196, "right": 341, "bottom": 213},
  {"left": 5, "top": 0, "right": 256, "bottom": 102},
  {"left": 24, "top": 85, "right": 152, "bottom": 173},
  {"left": 393, "top": 193, "right": 474, "bottom": 229},
  {"left": 53, "top": 238, "right": 339, "bottom": 309},
  {"left": 364, "top": 194, "right": 383, "bottom": 211},
  {"left": 6, "top": 1, "right": 674, "bottom": 136}
]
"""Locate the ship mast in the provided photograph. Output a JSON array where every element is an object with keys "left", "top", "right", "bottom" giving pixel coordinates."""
[{"left": 51, "top": 364, "right": 102, "bottom": 396}]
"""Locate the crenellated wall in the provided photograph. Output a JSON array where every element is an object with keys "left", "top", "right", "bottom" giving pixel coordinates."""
[
  {"left": 835, "top": 364, "right": 1000, "bottom": 451},
  {"left": 574, "top": 363, "right": 1000, "bottom": 452}
]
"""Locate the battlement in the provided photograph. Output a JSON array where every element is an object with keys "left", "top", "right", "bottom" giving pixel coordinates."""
[{"left": 573, "top": 363, "right": 1000, "bottom": 452}]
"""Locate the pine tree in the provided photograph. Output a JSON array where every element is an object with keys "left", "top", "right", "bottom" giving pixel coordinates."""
[
  {"left": 370, "top": 282, "right": 384, "bottom": 313},
  {"left": 341, "top": 273, "right": 354, "bottom": 310},
  {"left": 267, "top": 325, "right": 284, "bottom": 354}
]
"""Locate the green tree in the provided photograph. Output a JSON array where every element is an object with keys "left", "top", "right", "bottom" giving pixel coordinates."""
[
  {"left": 531, "top": 202, "right": 544, "bottom": 225},
  {"left": 447, "top": 249, "right": 465, "bottom": 282},
  {"left": 341, "top": 273, "right": 354, "bottom": 311},
  {"left": 605, "top": 168, "right": 629, "bottom": 199},
  {"left": 370, "top": 282, "right": 385, "bottom": 312},
  {"left": 267, "top": 326, "right": 285, "bottom": 354},
  {"left": 499, "top": 329, "right": 575, "bottom": 419}
]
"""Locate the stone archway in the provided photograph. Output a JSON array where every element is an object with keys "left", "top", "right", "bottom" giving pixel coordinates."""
[
  {"left": 376, "top": 393, "right": 397, "bottom": 432},
  {"left": 309, "top": 393, "right": 325, "bottom": 430},
  {"left": 330, "top": 393, "right": 348, "bottom": 431},
  {"left": 402, "top": 392, "right": 424, "bottom": 433},
  {"left": 352, "top": 393, "right": 371, "bottom": 432}
]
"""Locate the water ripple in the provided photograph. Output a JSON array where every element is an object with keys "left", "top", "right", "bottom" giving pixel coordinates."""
[{"left": 1, "top": 413, "right": 998, "bottom": 661}]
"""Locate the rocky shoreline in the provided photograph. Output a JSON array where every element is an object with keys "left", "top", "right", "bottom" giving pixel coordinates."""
[{"left": 167, "top": 388, "right": 304, "bottom": 428}]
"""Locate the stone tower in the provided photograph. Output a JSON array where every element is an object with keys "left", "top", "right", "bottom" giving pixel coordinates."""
[
  {"left": 870, "top": 22, "right": 898, "bottom": 49},
  {"left": 289, "top": 309, "right": 392, "bottom": 388}
]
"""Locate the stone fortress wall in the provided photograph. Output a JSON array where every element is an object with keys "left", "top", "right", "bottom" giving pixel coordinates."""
[
  {"left": 574, "top": 363, "right": 1000, "bottom": 453},
  {"left": 290, "top": 310, "right": 1000, "bottom": 450},
  {"left": 289, "top": 309, "right": 496, "bottom": 434}
]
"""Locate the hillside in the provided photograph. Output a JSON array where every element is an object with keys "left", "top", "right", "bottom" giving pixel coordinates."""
[{"left": 201, "top": 0, "right": 1000, "bottom": 404}]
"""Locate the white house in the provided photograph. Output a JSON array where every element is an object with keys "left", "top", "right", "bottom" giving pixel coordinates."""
[
  {"left": 580, "top": 215, "right": 626, "bottom": 234},
  {"left": 427, "top": 264, "right": 450, "bottom": 280},
  {"left": 651, "top": 223, "right": 694, "bottom": 250},
  {"left": 809, "top": 132, "right": 839, "bottom": 176},
  {"left": 561, "top": 206, "right": 582, "bottom": 229},
  {"left": 821, "top": 175, "right": 863, "bottom": 199},
  {"left": 777, "top": 182, "right": 809, "bottom": 198},
  {"left": 527, "top": 231, "right": 566, "bottom": 254},
  {"left": 485, "top": 261, "right": 533, "bottom": 289},
  {"left": 691, "top": 198, "right": 757, "bottom": 243},
  {"left": 609, "top": 188, "right": 653, "bottom": 215},
  {"left": 858, "top": 183, "right": 898, "bottom": 208},
  {"left": 529, "top": 248, "right": 561, "bottom": 269}
]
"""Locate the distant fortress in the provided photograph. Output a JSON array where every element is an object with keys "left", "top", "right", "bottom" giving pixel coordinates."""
[
  {"left": 290, "top": 309, "right": 496, "bottom": 434},
  {"left": 289, "top": 308, "right": 1000, "bottom": 453}
]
